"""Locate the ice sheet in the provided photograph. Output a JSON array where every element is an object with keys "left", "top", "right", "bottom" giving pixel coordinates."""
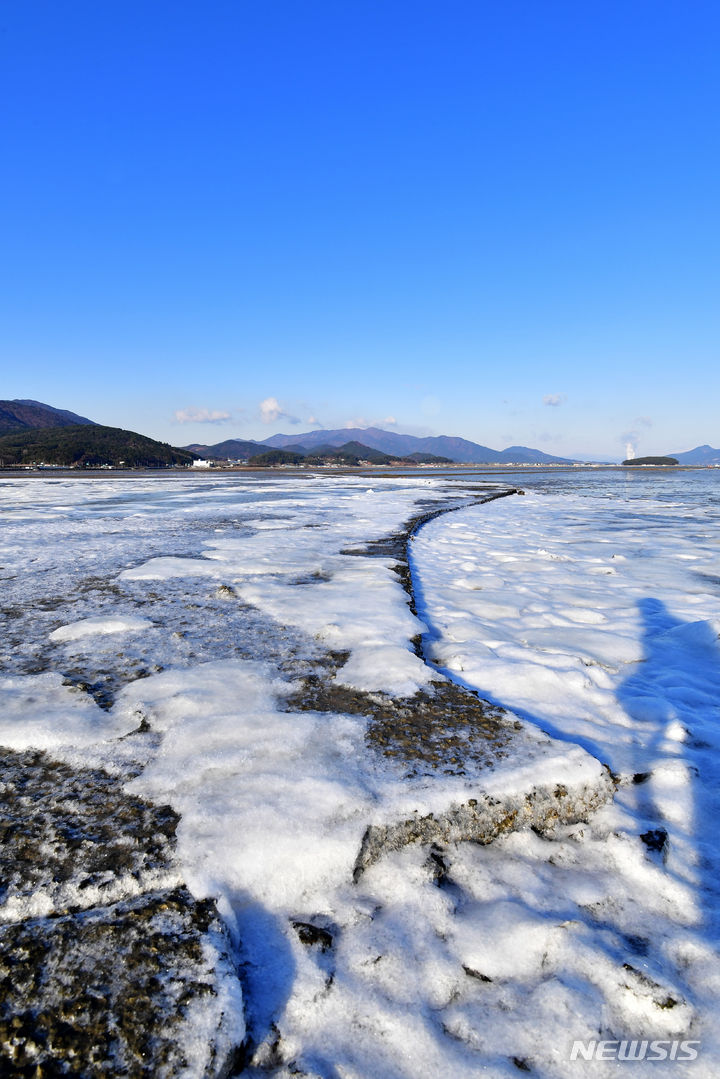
[{"left": 411, "top": 484, "right": 720, "bottom": 1073}]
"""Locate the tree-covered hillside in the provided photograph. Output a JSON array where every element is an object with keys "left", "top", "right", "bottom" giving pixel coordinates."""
[
  {"left": 248, "top": 449, "right": 305, "bottom": 466},
  {"left": 0, "top": 399, "right": 96, "bottom": 435},
  {"left": 622, "top": 456, "right": 679, "bottom": 467},
  {"left": 0, "top": 425, "right": 196, "bottom": 467}
]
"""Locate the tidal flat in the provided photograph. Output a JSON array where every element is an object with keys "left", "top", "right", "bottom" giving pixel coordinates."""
[{"left": 1, "top": 470, "right": 719, "bottom": 1076}]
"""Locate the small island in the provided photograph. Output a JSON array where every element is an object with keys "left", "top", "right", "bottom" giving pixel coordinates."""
[{"left": 621, "top": 456, "right": 679, "bottom": 466}]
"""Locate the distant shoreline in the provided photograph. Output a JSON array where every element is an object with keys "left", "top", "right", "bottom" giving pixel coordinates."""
[{"left": 1, "top": 463, "right": 716, "bottom": 480}]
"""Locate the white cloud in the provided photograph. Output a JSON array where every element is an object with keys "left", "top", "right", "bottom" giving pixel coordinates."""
[
  {"left": 259, "top": 397, "right": 300, "bottom": 425},
  {"left": 343, "top": 415, "right": 397, "bottom": 430},
  {"left": 259, "top": 397, "right": 282, "bottom": 423},
  {"left": 543, "top": 394, "right": 567, "bottom": 407},
  {"left": 173, "top": 407, "right": 232, "bottom": 424}
]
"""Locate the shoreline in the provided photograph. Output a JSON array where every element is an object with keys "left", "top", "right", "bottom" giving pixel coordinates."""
[{"left": 1, "top": 463, "right": 717, "bottom": 481}]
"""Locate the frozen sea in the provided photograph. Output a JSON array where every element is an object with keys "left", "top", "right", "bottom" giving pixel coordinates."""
[{"left": 1, "top": 467, "right": 719, "bottom": 1076}]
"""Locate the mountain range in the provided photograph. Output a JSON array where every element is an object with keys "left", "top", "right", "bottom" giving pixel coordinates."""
[
  {"left": 187, "top": 426, "right": 576, "bottom": 464},
  {"left": 2, "top": 400, "right": 719, "bottom": 467}
]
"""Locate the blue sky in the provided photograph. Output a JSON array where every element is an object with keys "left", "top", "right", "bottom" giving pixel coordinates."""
[{"left": 2, "top": 1, "right": 718, "bottom": 459}]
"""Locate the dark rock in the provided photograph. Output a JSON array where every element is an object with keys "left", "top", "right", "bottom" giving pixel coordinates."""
[
  {"left": 426, "top": 844, "right": 451, "bottom": 886},
  {"left": 291, "top": 921, "right": 334, "bottom": 952},
  {"left": 640, "top": 828, "right": 668, "bottom": 856},
  {"left": 462, "top": 965, "right": 492, "bottom": 983},
  {"left": 353, "top": 770, "right": 615, "bottom": 879},
  {"left": 621, "top": 963, "right": 681, "bottom": 1011}
]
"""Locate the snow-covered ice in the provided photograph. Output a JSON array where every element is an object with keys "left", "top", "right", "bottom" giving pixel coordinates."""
[
  {"left": 412, "top": 476, "right": 720, "bottom": 1073},
  {"left": 49, "top": 615, "right": 155, "bottom": 641},
  {"left": 0, "top": 671, "right": 137, "bottom": 751},
  {"left": 1, "top": 469, "right": 720, "bottom": 1075}
]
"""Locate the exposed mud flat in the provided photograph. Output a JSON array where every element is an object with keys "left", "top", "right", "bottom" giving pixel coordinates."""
[
  {"left": 1, "top": 476, "right": 648, "bottom": 1077},
  {"left": 0, "top": 747, "right": 245, "bottom": 1077},
  {"left": 0, "top": 748, "right": 180, "bottom": 922},
  {"left": 0, "top": 888, "right": 243, "bottom": 1078},
  {"left": 288, "top": 673, "right": 512, "bottom": 775}
]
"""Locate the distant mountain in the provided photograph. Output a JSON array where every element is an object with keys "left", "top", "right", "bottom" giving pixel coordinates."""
[
  {"left": 404, "top": 452, "right": 453, "bottom": 464},
  {"left": 248, "top": 448, "right": 305, "bottom": 466},
  {"left": 275, "top": 443, "right": 311, "bottom": 456},
  {"left": 668, "top": 444, "right": 720, "bottom": 466},
  {"left": 249, "top": 442, "right": 401, "bottom": 467},
  {"left": 0, "top": 399, "right": 96, "bottom": 434},
  {"left": 0, "top": 425, "right": 196, "bottom": 468},
  {"left": 185, "top": 438, "right": 265, "bottom": 459},
  {"left": 305, "top": 440, "right": 397, "bottom": 464},
  {"left": 260, "top": 426, "right": 575, "bottom": 464},
  {"left": 261, "top": 426, "right": 493, "bottom": 460},
  {"left": 495, "top": 445, "right": 566, "bottom": 464}
]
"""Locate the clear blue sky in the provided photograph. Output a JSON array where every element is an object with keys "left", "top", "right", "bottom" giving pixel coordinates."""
[{"left": 2, "top": 1, "right": 718, "bottom": 459}]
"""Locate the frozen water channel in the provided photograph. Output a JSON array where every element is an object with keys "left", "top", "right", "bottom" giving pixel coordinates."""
[{"left": 1, "top": 470, "right": 719, "bottom": 1076}]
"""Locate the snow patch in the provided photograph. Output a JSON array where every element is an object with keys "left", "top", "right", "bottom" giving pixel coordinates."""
[{"left": 49, "top": 615, "right": 154, "bottom": 641}]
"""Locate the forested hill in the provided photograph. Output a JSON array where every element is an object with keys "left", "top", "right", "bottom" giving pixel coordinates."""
[
  {"left": 0, "top": 425, "right": 195, "bottom": 468},
  {"left": 621, "top": 456, "right": 679, "bottom": 466},
  {"left": 0, "top": 400, "right": 96, "bottom": 433}
]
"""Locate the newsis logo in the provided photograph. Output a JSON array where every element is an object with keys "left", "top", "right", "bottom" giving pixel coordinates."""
[{"left": 570, "top": 1039, "right": 700, "bottom": 1063}]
